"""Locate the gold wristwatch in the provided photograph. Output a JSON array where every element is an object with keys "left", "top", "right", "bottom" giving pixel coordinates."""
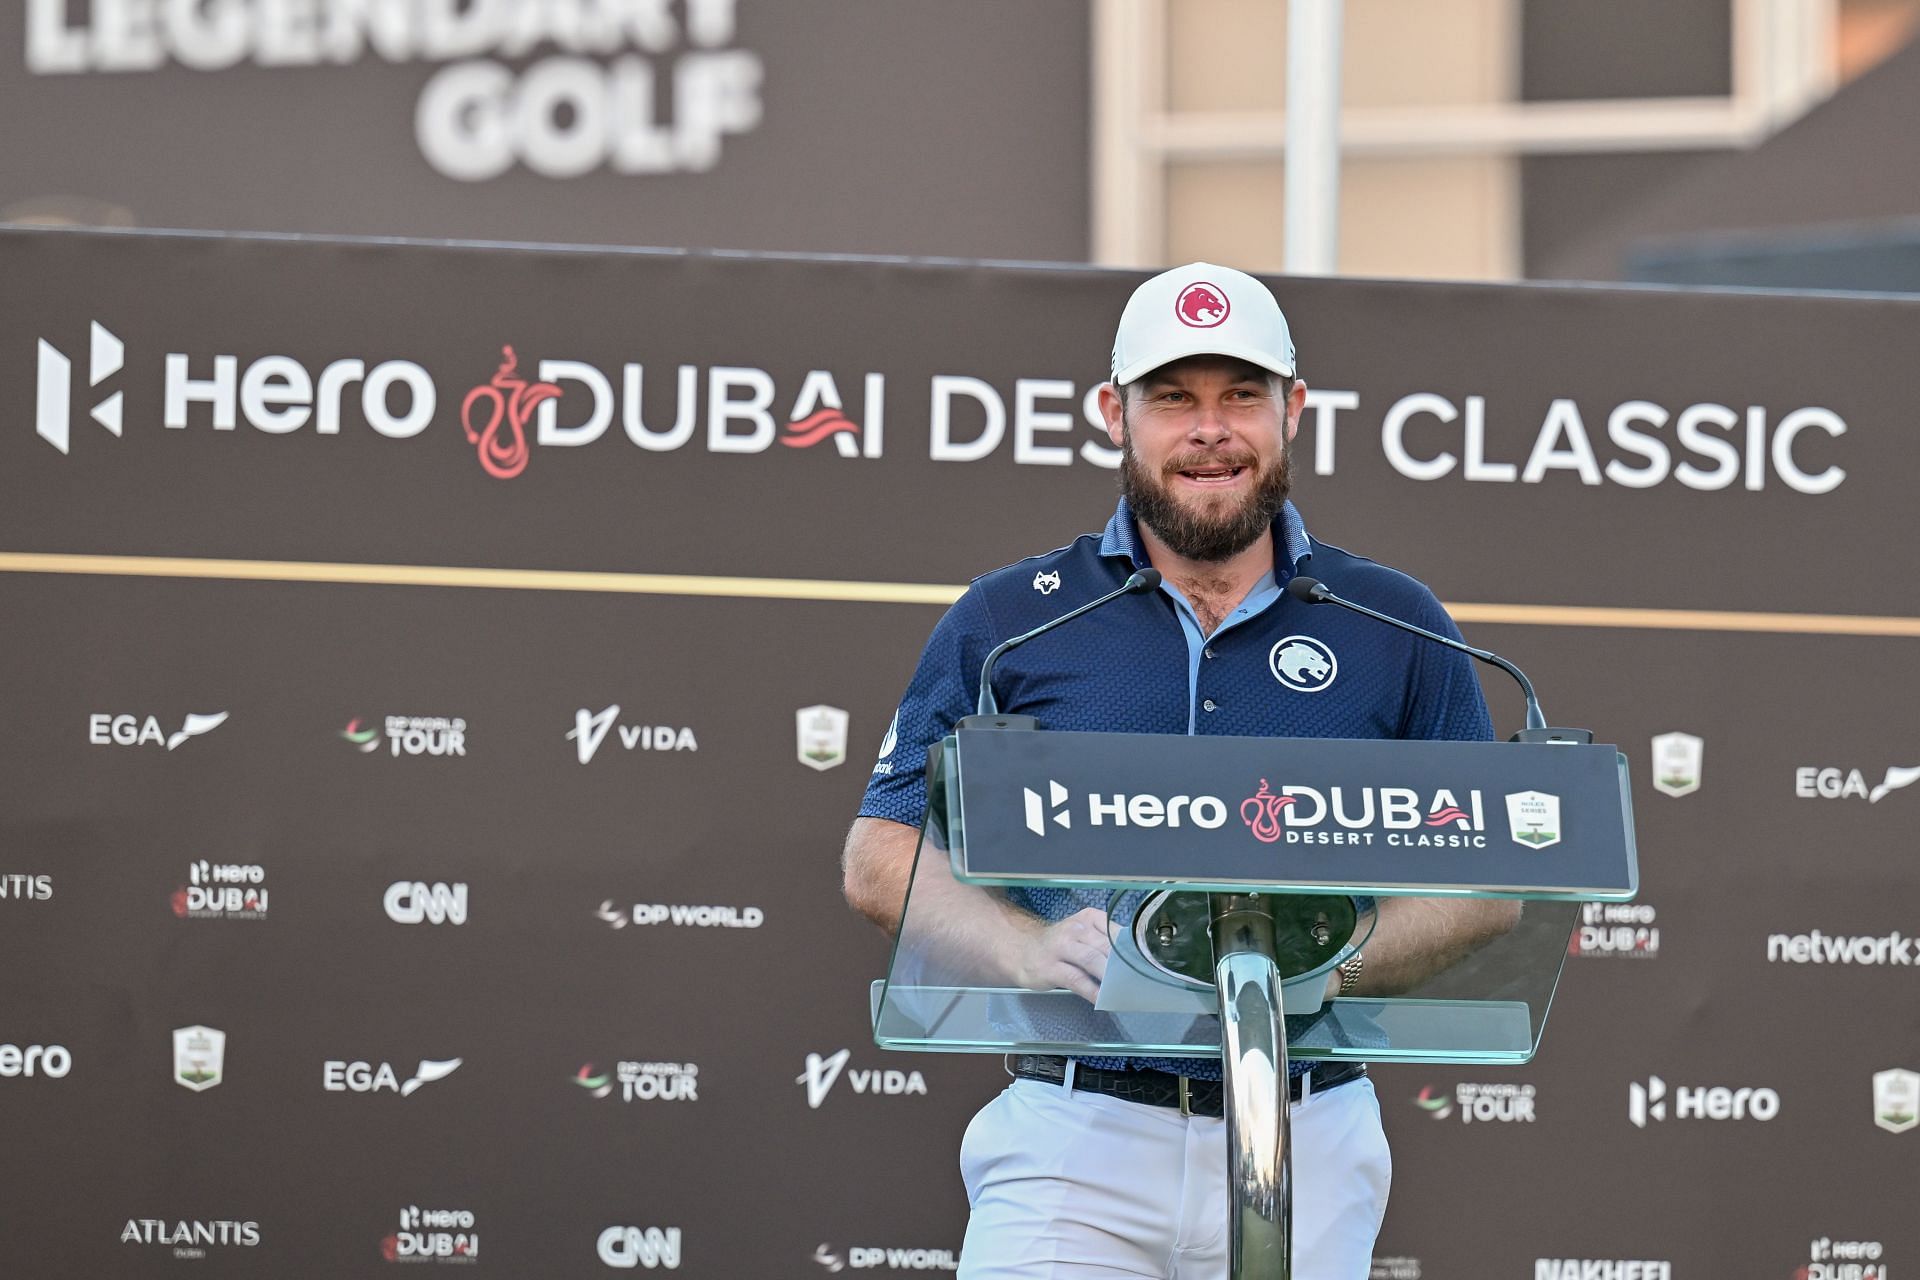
[{"left": 1335, "top": 950, "right": 1364, "bottom": 996}]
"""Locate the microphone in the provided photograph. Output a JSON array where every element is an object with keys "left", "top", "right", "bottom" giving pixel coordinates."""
[
  {"left": 970, "top": 568, "right": 1163, "bottom": 721},
  {"left": 1287, "top": 575, "right": 1588, "bottom": 744}
]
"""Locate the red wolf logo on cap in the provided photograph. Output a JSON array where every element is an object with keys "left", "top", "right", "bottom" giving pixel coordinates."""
[
  {"left": 1175, "top": 282, "right": 1230, "bottom": 328},
  {"left": 461, "top": 346, "right": 562, "bottom": 480}
]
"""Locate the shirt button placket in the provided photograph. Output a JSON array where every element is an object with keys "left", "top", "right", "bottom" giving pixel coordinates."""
[{"left": 1202, "top": 699, "right": 1217, "bottom": 713}]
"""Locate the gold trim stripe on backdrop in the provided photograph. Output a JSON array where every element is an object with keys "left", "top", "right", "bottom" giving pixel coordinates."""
[{"left": 2, "top": 550, "right": 1917, "bottom": 638}]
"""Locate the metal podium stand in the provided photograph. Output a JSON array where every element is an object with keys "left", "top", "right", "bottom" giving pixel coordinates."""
[{"left": 871, "top": 727, "right": 1639, "bottom": 1279}]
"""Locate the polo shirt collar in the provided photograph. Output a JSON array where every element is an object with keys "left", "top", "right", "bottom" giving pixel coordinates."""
[{"left": 1099, "top": 496, "right": 1312, "bottom": 579}]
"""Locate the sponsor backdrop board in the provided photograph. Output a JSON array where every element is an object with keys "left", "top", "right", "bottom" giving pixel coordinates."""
[
  {"left": 0, "top": 1, "right": 1090, "bottom": 262},
  {"left": 1, "top": 226, "right": 1915, "bottom": 1277}
]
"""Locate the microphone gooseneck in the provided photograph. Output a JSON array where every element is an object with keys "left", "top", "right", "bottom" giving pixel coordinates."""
[
  {"left": 975, "top": 568, "right": 1162, "bottom": 717},
  {"left": 1288, "top": 575, "right": 1548, "bottom": 733}
]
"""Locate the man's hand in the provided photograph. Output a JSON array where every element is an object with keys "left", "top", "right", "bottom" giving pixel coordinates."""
[{"left": 1008, "top": 907, "right": 1112, "bottom": 1003}]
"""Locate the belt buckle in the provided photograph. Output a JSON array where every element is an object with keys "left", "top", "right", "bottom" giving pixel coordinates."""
[{"left": 1178, "top": 1075, "right": 1193, "bottom": 1118}]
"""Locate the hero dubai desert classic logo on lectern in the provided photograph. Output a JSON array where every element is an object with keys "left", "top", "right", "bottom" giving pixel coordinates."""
[{"left": 1237, "top": 780, "right": 1491, "bottom": 849}]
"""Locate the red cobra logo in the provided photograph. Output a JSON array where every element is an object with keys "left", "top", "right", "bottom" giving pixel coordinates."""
[
  {"left": 1240, "top": 779, "right": 1297, "bottom": 844},
  {"left": 461, "top": 346, "right": 562, "bottom": 480}
]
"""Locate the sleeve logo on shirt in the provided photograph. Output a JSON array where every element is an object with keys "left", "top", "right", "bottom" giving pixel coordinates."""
[
  {"left": 1032, "top": 570, "right": 1061, "bottom": 595},
  {"left": 871, "top": 710, "right": 899, "bottom": 776},
  {"left": 1269, "top": 636, "right": 1337, "bottom": 693}
]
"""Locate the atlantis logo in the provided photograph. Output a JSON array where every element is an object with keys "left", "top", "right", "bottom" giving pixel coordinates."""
[{"left": 121, "top": 1219, "right": 260, "bottom": 1260}]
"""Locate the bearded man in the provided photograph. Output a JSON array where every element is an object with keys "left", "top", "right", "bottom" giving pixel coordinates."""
[{"left": 842, "top": 263, "right": 1517, "bottom": 1280}]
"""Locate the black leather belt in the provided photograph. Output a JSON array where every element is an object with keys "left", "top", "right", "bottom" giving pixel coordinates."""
[{"left": 1008, "top": 1055, "right": 1364, "bottom": 1118}]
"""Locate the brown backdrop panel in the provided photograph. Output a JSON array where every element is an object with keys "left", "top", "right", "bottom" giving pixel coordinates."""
[{"left": 0, "top": 228, "right": 1914, "bottom": 1276}]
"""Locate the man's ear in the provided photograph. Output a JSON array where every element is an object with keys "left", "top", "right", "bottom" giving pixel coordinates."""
[
  {"left": 1098, "top": 382, "right": 1126, "bottom": 448},
  {"left": 1285, "top": 378, "right": 1308, "bottom": 444}
]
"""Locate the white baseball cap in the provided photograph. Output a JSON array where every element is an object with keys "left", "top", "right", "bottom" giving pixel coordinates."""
[{"left": 1109, "top": 262, "right": 1296, "bottom": 386}]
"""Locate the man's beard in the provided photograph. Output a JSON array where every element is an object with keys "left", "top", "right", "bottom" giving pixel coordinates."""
[{"left": 1119, "top": 427, "right": 1291, "bottom": 564}]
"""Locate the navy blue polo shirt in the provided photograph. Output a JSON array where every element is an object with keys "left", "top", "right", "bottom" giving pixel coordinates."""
[{"left": 861, "top": 497, "right": 1493, "bottom": 1079}]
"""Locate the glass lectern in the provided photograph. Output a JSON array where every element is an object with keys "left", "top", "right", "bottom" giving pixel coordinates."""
[{"left": 872, "top": 725, "right": 1639, "bottom": 1279}]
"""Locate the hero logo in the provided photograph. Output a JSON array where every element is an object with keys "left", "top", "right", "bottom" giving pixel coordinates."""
[
  {"left": 174, "top": 861, "right": 268, "bottom": 921},
  {"left": 1024, "top": 783, "right": 1227, "bottom": 837},
  {"left": 0, "top": 1043, "right": 72, "bottom": 1079},
  {"left": 323, "top": 1058, "right": 463, "bottom": 1096},
  {"left": 36, "top": 322, "right": 123, "bottom": 453},
  {"left": 598, "top": 1226, "right": 682, "bottom": 1270},
  {"left": 385, "top": 882, "right": 468, "bottom": 926},
  {"left": 1629, "top": 1075, "right": 1779, "bottom": 1127},
  {"left": 90, "top": 711, "right": 228, "bottom": 750},
  {"left": 1571, "top": 902, "right": 1659, "bottom": 959},
  {"left": 1799, "top": 1237, "right": 1890, "bottom": 1280},
  {"left": 797, "top": 1049, "right": 927, "bottom": 1109},
  {"left": 1796, "top": 764, "right": 1920, "bottom": 803},
  {"left": 383, "top": 1206, "right": 479, "bottom": 1265},
  {"left": 34, "top": 327, "right": 434, "bottom": 450}
]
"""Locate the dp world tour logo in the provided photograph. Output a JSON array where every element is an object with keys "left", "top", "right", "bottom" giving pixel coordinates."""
[
  {"left": 1176, "top": 282, "right": 1230, "bottom": 329},
  {"left": 462, "top": 345, "right": 561, "bottom": 480}
]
